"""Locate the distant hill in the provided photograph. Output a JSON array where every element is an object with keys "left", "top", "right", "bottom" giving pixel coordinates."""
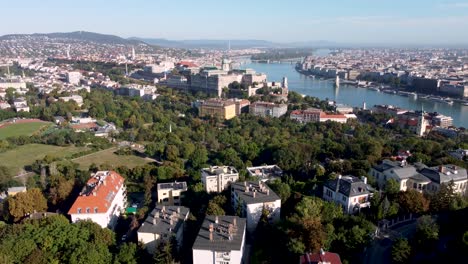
[
  {"left": 0, "top": 31, "right": 145, "bottom": 45},
  {"left": 129, "top": 37, "right": 282, "bottom": 49}
]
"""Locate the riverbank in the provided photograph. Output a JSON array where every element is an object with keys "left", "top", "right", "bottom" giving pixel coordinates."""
[
  {"left": 240, "top": 62, "right": 467, "bottom": 128},
  {"left": 295, "top": 66, "right": 468, "bottom": 107}
]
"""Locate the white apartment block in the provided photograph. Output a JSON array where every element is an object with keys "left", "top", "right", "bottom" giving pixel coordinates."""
[
  {"left": 323, "top": 175, "right": 372, "bottom": 214},
  {"left": 67, "top": 71, "right": 82, "bottom": 85},
  {"left": 157, "top": 181, "right": 188, "bottom": 206},
  {"left": 68, "top": 171, "right": 126, "bottom": 229},
  {"left": 231, "top": 181, "right": 281, "bottom": 233},
  {"left": 192, "top": 216, "right": 246, "bottom": 264},
  {"left": 246, "top": 165, "right": 283, "bottom": 182},
  {"left": 249, "top": 101, "right": 288, "bottom": 118},
  {"left": 59, "top": 94, "right": 84, "bottom": 107},
  {"left": 138, "top": 205, "right": 189, "bottom": 254},
  {"left": 201, "top": 166, "right": 239, "bottom": 193}
]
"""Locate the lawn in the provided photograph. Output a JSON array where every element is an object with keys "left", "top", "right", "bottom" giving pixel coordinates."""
[
  {"left": 0, "top": 122, "right": 52, "bottom": 140},
  {"left": 0, "top": 144, "right": 89, "bottom": 174},
  {"left": 72, "top": 147, "right": 152, "bottom": 170}
]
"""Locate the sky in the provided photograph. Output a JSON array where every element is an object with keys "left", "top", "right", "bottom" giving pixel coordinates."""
[{"left": 2, "top": 0, "right": 468, "bottom": 44}]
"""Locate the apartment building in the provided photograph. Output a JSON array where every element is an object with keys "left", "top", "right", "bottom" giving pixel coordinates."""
[
  {"left": 68, "top": 171, "right": 126, "bottom": 229},
  {"left": 67, "top": 71, "right": 82, "bottom": 85},
  {"left": 249, "top": 101, "right": 288, "bottom": 118},
  {"left": 246, "top": 165, "right": 283, "bottom": 182},
  {"left": 291, "top": 108, "right": 348, "bottom": 123},
  {"left": 192, "top": 215, "right": 246, "bottom": 264},
  {"left": 198, "top": 99, "right": 237, "bottom": 120},
  {"left": 231, "top": 181, "right": 281, "bottom": 232},
  {"left": 137, "top": 205, "right": 190, "bottom": 254},
  {"left": 201, "top": 166, "right": 239, "bottom": 193},
  {"left": 157, "top": 181, "right": 188, "bottom": 206}
]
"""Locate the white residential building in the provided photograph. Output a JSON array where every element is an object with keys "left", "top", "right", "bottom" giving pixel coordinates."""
[
  {"left": 246, "top": 165, "right": 283, "bottom": 182},
  {"left": 67, "top": 71, "right": 82, "bottom": 85},
  {"left": 0, "top": 100, "right": 10, "bottom": 110},
  {"left": 201, "top": 166, "right": 239, "bottom": 193},
  {"left": 249, "top": 101, "right": 288, "bottom": 118},
  {"left": 68, "top": 171, "right": 126, "bottom": 229},
  {"left": 137, "top": 205, "right": 189, "bottom": 254},
  {"left": 369, "top": 160, "right": 429, "bottom": 191},
  {"left": 13, "top": 98, "right": 29, "bottom": 112},
  {"left": 323, "top": 175, "right": 372, "bottom": 214},
  {"left": 157, "top": 181, "right": 188, "bottom": 206},
  {"left": 192, "top": 215, "right": 246, "bottom": 264},
  {"left": 419, "top": 165, "right": 468, "bottom": 195},
  {"left": 59, "top": 94, "right": 84, "bottom": 107},
  {"left": 231, "top": 181, "right": 281, "bottom": 233}
]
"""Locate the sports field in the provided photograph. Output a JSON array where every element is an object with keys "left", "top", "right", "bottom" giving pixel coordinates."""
[
  {"left": 0, "top": 120, "right": 52, "bottom": 140},
  {"left": 72, "top": 147, "right": 152, "bottom": 170},
  {"left": 0, "top": 144, "right": 88, "bottom": 174}
]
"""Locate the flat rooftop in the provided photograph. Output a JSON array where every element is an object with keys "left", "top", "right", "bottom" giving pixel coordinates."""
[
  {"left": 231, "top": 181, "right": 281, "bottom": 204},
  {"left": 157, "top": 181, "right": 188, "bottom": 191},
  {"left": 201, "top": 166, "right": 238, "bottom": 176},
  {"left": 138, "top": 205, "right": 189, "bottom": 235},
  {"left": 192, "top": 215, "right": 246, "bottom": 252},
  {"left": 246, "top": 165, "right": 283, "bottom": 180}
]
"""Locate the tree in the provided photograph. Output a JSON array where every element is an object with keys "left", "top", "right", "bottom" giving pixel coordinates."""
[
  {"left": 0, "top": 166, "right": 13, "bottom": 191},
  {"left": 206, "top": 195, "right": 227, "bottom": 215},
  {"left": 190, "top": 146, "right": 208, "bottom": 170},
  {"left": 384, "top": 179, "right": 400, "bottom": 197},
  {"left": 113, "top": 243, "right": 138, "bottom": 264},
  {"left": 153, "top": 239, "right": 175, "bottom": 264},
  {"left": 48, "top": 177, "right": 74, "bottom": 206},
  {"left": 391, "top": 238, "right": 411, "bottom": 264},
  {"left": 0, "top": 215, "right": 114, "bottom": 263},
  {"left": 4, "top": 188, "right": 47, "bottom": 222},
  {"left": 414, "top": 215, "right": 439, "bottom": 251},
  {"left": 398, "top": 190, "right": 429, "bottom": 214},
  {"left": 268, "top": 179, "right": 291, "bottom": 202},
  {"left": 430, "top": 180, "right": 456, "bottom": 212}
]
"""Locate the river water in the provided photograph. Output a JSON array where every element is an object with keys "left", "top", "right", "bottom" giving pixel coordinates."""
[{"left": 240, "top": 62, "right": 468, "bottom": 128}]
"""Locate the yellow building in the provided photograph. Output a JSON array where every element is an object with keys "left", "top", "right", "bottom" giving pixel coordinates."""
[{"left": 198, "top": 99, "right": 237, "bottom": 120}]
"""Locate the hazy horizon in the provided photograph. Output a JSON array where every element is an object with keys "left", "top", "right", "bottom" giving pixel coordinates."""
[{"left": 2, "top": 0, "right": 468, "bottom": 45}]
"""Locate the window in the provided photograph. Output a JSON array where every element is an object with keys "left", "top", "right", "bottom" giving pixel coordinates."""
[
  {"left": 94, "top": 207, "right": 98, "bottom": 213},
  {"left": 77, "top": 208, "right": 82, "bottom": 214},
  {"left": 342, "top": 196, "right": 347, "bottom": 202},
  {"left": 86, "top": 207, "right": 90, "bottom": 213}
]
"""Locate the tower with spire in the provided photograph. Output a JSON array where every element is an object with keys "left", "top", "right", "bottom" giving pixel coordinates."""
[
  {"left": 417, "top": 108, "right": 426, "bottom": 137},
  {"left": 131, "top": 47, "right": 136, "bottom": 60}
]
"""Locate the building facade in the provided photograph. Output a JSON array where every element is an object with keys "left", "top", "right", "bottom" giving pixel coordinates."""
[
  {"left": 231, "top": 181, "right": 281, "bottom": 233},
  {"left": 157, "top": 181, "right": 188, "bottom": 206},
  {"left": 198, "top": 99, "right": 237, "bottom": 120},
  {"left": 68, "top": 171, "right": 126, "bottom": 229},
  {"left": 323, "top": 175, "right": 372, "bottom": 214},
  {"left": 249, "top": 101, "right": 288, "bottom": 118},
  {"left": 201, "top": 166, "right": 239, "bottom": 193}
]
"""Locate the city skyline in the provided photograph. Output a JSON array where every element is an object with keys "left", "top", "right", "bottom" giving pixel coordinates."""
[{"left": 2, "top": 0, "right": 468, "bottom": 45}]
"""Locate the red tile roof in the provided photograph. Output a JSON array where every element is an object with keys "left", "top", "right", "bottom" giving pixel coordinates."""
[
  {"left": 300, "top": 252, "right": 342, "bottom": 264},
  {"left": 178, "top": 61, "right": 199, "bottom": 68},
  {"left": 70, "top": 122, "right": 98, "bottom": 130},
  {"left": 320, "top": 112, "right": 347, "bottom": 119},
  {"left": 68, "top": 171, "right": 125, "bottom": 215}
]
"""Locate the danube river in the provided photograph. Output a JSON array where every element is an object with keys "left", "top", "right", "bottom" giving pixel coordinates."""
[{"left": 240, "top": 62, "right": 468, "bottom": 128}]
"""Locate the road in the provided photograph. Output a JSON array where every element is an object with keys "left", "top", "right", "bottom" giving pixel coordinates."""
[{"left": 363, "top": 221, "right": 417, "bottom": 264}]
